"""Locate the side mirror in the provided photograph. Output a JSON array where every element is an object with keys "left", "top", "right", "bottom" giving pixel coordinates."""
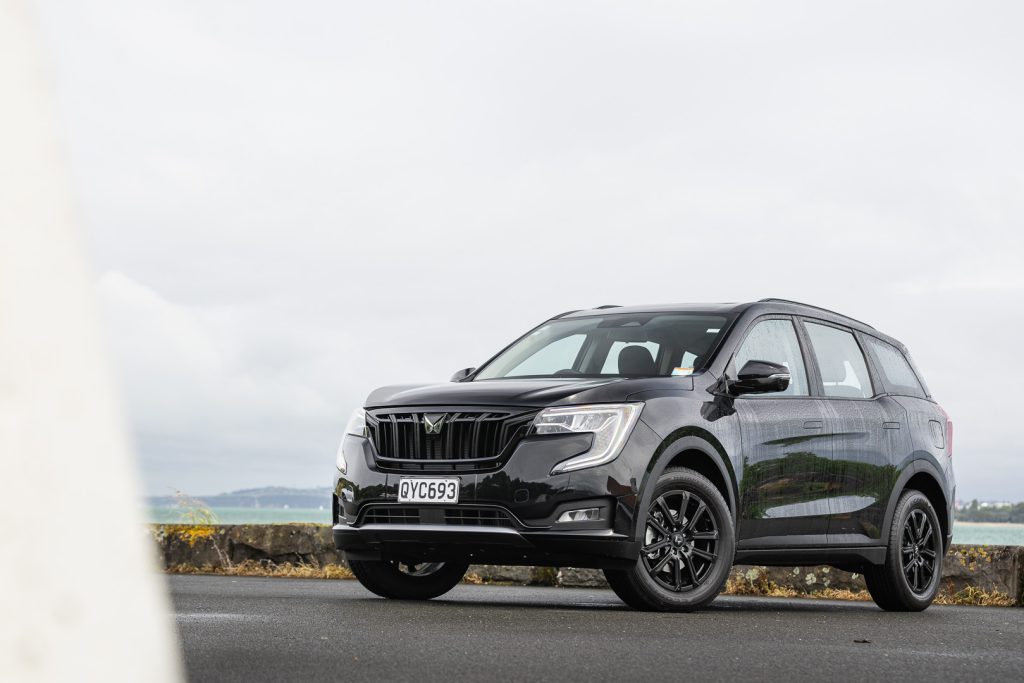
[
  {"left": 730, "top": 360, "right": 790, "bottom": 395},
  {"left": 450, "top": 367, "right": 476, "bottom": 382}
]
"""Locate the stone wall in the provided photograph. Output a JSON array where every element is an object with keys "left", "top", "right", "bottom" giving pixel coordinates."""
[
  {"left": 155, "top": 524, "right": 340, "bottom": 569},
  {"left": 153, "top": 524, "right": 1022, "bottom": 604}
]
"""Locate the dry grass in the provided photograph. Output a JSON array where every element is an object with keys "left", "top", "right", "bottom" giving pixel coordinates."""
[
  {"left": 724, "top": 576, "right": 872, "bottom": 602},
  {"left": 167, "top": 560, "right": 354, "bottom": 580},
  {"left": 462, "top": 571, "right": 514, "bottom": 586},
  {"left": 724, "top": 575, "right": 1016, "bottom": 607},
  {"left": 934, "top": 585, "right": 1016, "bottom": 607}
]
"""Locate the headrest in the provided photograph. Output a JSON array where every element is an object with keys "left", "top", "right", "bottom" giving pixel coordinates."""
[{"left": 618, "top": 345, "right": 656, "bottom": 375}]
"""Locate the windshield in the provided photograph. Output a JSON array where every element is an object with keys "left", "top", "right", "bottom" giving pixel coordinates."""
[{"left": 474, "top": 312, "right": 732, "bottom": 380}]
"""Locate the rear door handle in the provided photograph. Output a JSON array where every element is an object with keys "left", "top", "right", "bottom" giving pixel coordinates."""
[
  {"left": 883, "top": 422, "right": 901, "bottom": 430},
  {"left": 803, "top": 420, "right": 823, "bottom": 430}
]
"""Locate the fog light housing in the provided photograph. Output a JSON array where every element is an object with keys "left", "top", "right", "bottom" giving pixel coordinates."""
[{"left": 557, "top": 507, "right": 601, "bottom": 523}]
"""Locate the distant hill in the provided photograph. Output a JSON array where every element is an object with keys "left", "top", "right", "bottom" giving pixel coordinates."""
[
  {"left": 957, "top": 500, "right": 1024, "bottom": 524},
  {"left": 148, "top": 486, "right": 333, "bottom": 509}
]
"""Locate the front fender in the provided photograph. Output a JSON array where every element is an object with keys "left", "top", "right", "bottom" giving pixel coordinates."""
[{"left": 631, "top": 429, "right": 738, "bottom": 543}]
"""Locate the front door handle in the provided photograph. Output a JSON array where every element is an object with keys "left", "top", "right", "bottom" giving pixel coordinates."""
[
  {"left": 882, "top": 422, "right": 901, "bottom": 430},
  {"left": 803, "top": 420, "right": 823, "bottom": 430}
]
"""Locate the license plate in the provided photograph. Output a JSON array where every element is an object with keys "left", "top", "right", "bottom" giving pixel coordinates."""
[{"left": 397, "top": 478, "right": 460, "bottom": 504}]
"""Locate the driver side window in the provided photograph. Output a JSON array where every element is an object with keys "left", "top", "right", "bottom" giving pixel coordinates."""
[{"left": 733, "top": 319, "right": 809, "bottom": 396}]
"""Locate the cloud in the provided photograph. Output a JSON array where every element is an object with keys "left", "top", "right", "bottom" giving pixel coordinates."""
[
  {"left": 34, "top": 0, "right": 1024, "bottom": 498},
  {"left": 97, "top": 272, "right": 342, "bottom": 493},
  {"left": 896, "top": 272, "right": 1024, "bottom": 295}
]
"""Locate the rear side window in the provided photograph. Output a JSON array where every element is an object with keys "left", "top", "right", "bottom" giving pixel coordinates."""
[
  {"left": 804, "top": 322, "right": 874, "bottom": 398},
  {"left": 732, "top": 319, "right": 809, "bottom": 396},
  {"left": 864, "top": 337, "right": 927, "bottom": 398}
]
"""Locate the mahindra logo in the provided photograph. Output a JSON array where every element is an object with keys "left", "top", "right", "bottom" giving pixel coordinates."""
[{"left": 422, "top": 413, "right": 446, "bottom": 435}]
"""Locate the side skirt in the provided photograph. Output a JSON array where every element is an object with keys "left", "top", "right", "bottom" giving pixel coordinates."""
[{"left": 734, "top": 545, "right": 886, "bottom": 567}]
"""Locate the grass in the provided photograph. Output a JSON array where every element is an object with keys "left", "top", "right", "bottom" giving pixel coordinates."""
[
  {"left": 724, "top": 576, "right": 872, "bottom": 602},
  {"left": 463, "top": 571, "right": 509, "bottom": 586},
  {"left": 934, "top": 585, "right": 1016, "bottom": 607},
  {"left": 723, "top": 574, "right": 1015, "bottom": 606},
  {"left": 167, "top": 560, "right": 354, "bottom": 580}
]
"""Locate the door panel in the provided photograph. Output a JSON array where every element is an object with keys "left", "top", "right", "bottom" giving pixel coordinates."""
[
  {"left": 736, "top": 398, "right": 833, "bottom": 545},
  {"left": 820, "top": 397, "right": 904, "bottom": 542}
]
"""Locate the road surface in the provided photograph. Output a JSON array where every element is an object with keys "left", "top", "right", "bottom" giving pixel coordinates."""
[{"left": 169, "top": 575, "right": 1024, "bottom": 682}]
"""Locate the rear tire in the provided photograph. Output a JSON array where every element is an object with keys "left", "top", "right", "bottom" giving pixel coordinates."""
[
  {"left": 604, "top": 468, "right": 735, "bottom": 612},
  {"left": 864, "top": 489, "right": 943, "bottom": 612},
  {"left": 349, "top": 558, "right": 469, "bottom": 600}
]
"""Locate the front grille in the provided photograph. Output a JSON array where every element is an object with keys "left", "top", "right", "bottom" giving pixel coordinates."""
[
  {"left": 363, "top": 507, "right": 420, "bottom": 525},
  {"left": 365, "top": 408, "right": 538, "bottom": 471},
  {"left": 358, "top": 506, "right": 515, "bottom": 528},
  {"left": 444, "top": 508, "right": 514, "bottom": 528}
]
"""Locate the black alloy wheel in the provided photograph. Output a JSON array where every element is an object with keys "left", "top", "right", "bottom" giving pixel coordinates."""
[
  {"left": 901, "top": 508, "right": 938, "bottom": 594},
  {"left": 604, "top": 468, "right": 734, "bottom": 611},
  {"left": 349, "top": 558, "right": 469, "bottom": 600},
  {"left": 863, "top": 489, "right": 944, "bottom": 611},
  {"left": 642, "top": 490, "right": 720, "bottom": 592},
  {"left": 395, "top": 561, "right": 447, "bottom": 578}
]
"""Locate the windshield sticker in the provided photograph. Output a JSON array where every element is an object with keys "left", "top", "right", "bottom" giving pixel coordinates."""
[{"left": 672, "top": 367, "right": 694, "bottom": 376}]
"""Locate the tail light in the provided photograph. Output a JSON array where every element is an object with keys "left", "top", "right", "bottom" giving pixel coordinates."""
[{"left": 939, "top": 406, "right": 953, "bottom": 457}]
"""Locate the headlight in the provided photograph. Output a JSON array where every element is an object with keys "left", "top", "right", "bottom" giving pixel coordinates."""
[
  {"left": 345, "top": 408, "right": 367, "bottom": 437},
  {"left": 338, "top": 408, "right": 367, "bottom": 474},
  {"left": 335, "top": 441, "right": 348, "bottom": 475},
  {"left": 533, "top": 403, "right": 643, "bottom": 474}
]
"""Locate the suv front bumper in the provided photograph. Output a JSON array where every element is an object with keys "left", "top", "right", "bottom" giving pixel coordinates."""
[
  {"left": 333, "top": 523, "right": 639, "bottom": 568},
  {"left": 332, "top": 419, "right": 663, "bottom": 568}
]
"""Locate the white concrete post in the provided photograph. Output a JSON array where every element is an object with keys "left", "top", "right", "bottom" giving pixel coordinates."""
[{"left": 0, "top": 1, "right": 182, "bottom": 680}]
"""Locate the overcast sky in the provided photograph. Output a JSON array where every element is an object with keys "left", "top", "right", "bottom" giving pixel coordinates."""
[{"left": 35, "top": 1, "right": 1022, "bottom": 499}]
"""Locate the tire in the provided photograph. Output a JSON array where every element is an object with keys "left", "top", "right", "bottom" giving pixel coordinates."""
[
  {"left": 349, "top": 558, "right": 469, "bottom": 600},
  {"left": 863, "top": 489, "right": 943, "bottom": 612},
  {"left": 604, "top": 468, "right": 735, "bottom": 612}
]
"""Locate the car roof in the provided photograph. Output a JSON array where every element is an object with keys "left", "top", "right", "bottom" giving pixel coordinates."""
[
  {"left": 555, "top": 302, "right": 748, "bottom": 318},
  {"left": 556, "top": 299, "right": 906, "bottom": 349}
]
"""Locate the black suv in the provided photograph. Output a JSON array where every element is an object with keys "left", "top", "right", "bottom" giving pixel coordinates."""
[{"left": 334, "top": 299, "right": 954, "bottom": 612}]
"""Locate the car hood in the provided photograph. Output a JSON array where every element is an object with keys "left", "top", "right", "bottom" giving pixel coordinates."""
[{"left": 364, "top": 378, "right": 638, "bottom": 409}]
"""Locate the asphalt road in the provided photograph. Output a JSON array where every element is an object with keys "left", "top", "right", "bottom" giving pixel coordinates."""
[{"left": 170, "top": 575, "right": 1024, "bottom": 682}]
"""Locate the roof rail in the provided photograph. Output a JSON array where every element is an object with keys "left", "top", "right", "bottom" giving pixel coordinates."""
[
  {"left": 757, "top": 298, "right": 875, "bottom": 329},
  {"left": 550, "top": 309, "right": 580, "bottom": 319},
  {"left": 551, "top": 305, "right": 619, "bottom": 319}
]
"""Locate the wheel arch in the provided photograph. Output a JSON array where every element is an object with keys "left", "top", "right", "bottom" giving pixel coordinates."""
[
  {"left": 882, "top": 459, "right": 951, "bottom": 552},
  {"left": 633, "top": 429, "right": 738, "bottom": 542}
]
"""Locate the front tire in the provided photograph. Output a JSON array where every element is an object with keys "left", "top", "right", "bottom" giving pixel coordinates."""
[
  {"left": 863, "top": 489, "right": 943, "bottom": 612},
  {"left": 349, "top": 558, "right": 469, "bottom": 600},
  {"left": 604, "top": 468, "right": 735, "bottom": 612}
]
